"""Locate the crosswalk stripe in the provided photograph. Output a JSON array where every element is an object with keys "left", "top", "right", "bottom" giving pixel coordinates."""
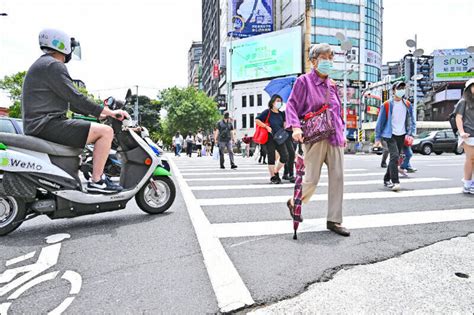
[
  {"left": 211, "top": 208, "right": 474, "bottom": 238},
  {"left": 198, "top": 187, "right": 463, "bottom": 206},
  {"left": 167, "top": 155, "right": 254, "bottom": 311},
  {"left": 185, "top": 172, "right": 386, "bottom": 182},
  {"left": 190, "top": 177, "right": 450, "bottom": 191},
  {"left": 181, "top": 168, "right": 368, "bottom": 175}
]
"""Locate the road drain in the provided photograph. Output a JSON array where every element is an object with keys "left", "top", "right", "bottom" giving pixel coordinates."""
[{"left": 454, "top": 272, "right": 469, "bottom": 279}]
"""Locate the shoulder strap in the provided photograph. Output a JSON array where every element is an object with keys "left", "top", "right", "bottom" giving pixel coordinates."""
[
  {"left": 384, "top": 101, "right": 390, "bottom": 120},
  {"left": 265, "top": 110, "right": 271, "bottom": 124}
]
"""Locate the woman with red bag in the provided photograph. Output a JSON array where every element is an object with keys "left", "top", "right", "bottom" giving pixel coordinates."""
[
  {"left": 285, "top": 44, "right": 349, "bottom": 237},
  {"left": 255, "top": 94, "right": 295, "bottom": 184}
]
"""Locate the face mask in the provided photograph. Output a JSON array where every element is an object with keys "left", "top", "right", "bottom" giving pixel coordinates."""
[
  {"left": 317, "top": 60, "right": 333, "bottom": 75},
  {"left": 275, "top": 101, "right": 282, "bottom": 109},
  {"left": 395, "top": 90, "right": 405, "bottom": 98}
]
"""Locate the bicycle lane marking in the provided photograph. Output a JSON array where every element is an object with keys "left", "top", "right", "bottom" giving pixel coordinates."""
[{"left": 167, "top": 155, "right": 254, "bottom": 313}]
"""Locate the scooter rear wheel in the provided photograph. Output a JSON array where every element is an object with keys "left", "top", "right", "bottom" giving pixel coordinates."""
[
  {"left": 136, "top": 176, "right": 176, "bottom": 214},
  {"left": 0, "top": 196, "right": 27, "bottom": 236}
]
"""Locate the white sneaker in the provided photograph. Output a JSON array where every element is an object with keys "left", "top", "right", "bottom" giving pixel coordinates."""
[
  {"left": 463, "top": 185, "right": 474, "bottom": 194},
  {"left": 392, "top": 183, "right": 401, "bottom": 192},
  {"left": 398, "top": 167, "right": 408, "bottom": 178}
]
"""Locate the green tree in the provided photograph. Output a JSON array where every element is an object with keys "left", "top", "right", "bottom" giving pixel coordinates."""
[
  {"left": 0, "top": 71, "right": 26, "bottom": 118},
  {"left": 124, "top": 95, "right": 162, "bottom": 134},
  {"left": 159, "top": 87, "right": 220, "bottom": 144}
]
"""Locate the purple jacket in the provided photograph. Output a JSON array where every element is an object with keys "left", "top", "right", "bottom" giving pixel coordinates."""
[{"left": 285, "top": 70, "right": 345, "bottom": 147}]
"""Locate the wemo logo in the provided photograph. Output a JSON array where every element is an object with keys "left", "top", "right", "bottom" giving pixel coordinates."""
[
  {"left": 443, "top": 57, "right": 470, "bottom": 67},
  {"left": 0, "top": 157, "right": 43, "bottom": 170}
]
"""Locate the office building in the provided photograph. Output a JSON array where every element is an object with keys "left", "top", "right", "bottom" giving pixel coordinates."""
[
  {"left": 188, "top": 41, "right": 202, "bottom": 89},
  {"left": 201, "top": 0, "right": 220, "bottom": 98}
]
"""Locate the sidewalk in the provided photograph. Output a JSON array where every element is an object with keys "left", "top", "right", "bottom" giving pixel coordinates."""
[{"left": 250, "top": 234, "right": 474, "bottom": 314}]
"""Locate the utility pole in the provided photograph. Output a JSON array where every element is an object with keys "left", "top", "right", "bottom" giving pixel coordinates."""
[
  {"left": 134, "top": 85, "right": 139, "bottom": 122},
  {"left": 304, "top": 0, "right": 312, "bottom": 73}
]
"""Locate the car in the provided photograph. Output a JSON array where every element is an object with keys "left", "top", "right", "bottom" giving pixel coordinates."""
[
  {"left": 0, "top": 117, "right": 23, "bottom": 134},
  {"left": 412, "top": 129, "right": 463, "bottom": 155}
]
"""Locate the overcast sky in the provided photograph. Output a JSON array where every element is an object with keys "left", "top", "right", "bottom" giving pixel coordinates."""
[{"left": 0, "top": 0, "right": 473, "bottom": 106}]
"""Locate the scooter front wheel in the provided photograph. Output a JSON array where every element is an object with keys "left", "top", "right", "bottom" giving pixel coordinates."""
[
  {"left": 0, "top": 196, "right": 27, "bottom": 236},
  {"left": 136, "top": 176, "right": 176, "bottom": 214}
]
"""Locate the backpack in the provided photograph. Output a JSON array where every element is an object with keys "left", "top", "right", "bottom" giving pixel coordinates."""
[
  {"left": 384, "top": 99, "right": 411, "bottom": 119},
  {"left": 448, "top": 100, "right": 465, "bottom": 135},
  {"left": 218, "top": 120, "right": 231, "bottom": 141}
]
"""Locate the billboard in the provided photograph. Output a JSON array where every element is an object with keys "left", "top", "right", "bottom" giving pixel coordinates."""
[
  {"left": 433, "top": 49, "right": 474, "bottom": 82},
  {"left": 229, "top": 26, "right": 302, "bottom": 83},
  {"left": 229, "top": 0, "right": 273, "bottom": 38}
]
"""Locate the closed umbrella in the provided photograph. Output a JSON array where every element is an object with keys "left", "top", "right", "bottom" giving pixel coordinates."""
[
  {"left": 264, "top": 75, "right": 297, "bottom": 102},
  {"left": 292, "top": 144, "right": 305, "bottom": 240}
]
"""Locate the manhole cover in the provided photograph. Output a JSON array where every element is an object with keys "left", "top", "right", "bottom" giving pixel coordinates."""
[{"left": 454, "top": 272, "right": 469, "bottom": 279}]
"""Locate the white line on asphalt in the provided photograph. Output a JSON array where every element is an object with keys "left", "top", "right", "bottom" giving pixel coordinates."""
[
  {"left": 211, "top": 208, "right": 474, "bottom": 238},
  {"left": 190, "top": 177, "right": 450, "bottom": 191},
  {"left": 185, "top": 172, "right": 386, "bottom": 182},
  {"left": 181, "top": 169, "right": 368, "bottom": 175},
  {"left": 198, "top": 187, "right": 463, "bottom": 206},
  {"left": 6, "top": 251, "right": 36, "bottom": 266},
  {"left": 167, "top": 155, "right": 254, "bottom": 312},
  {"left": 427, "top": 164, "right": 464, "bottom": 167}
]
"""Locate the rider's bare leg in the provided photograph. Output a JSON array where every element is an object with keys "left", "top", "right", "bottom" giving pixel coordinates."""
[{"left": 86, "top": 123, "right": 114, "bottom": 182}]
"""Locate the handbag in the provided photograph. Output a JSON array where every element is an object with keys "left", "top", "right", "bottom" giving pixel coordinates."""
[
  {"left": 273, "top": 128, "right": 289, "bottom": 145},
  {"left": 300, "top": 85, "right": 336, "bottom": 145},
  {"left": 253, "top": 111, "right": 271, "bottom": 144}
]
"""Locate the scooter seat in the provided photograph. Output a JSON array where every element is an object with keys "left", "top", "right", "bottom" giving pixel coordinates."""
[{"left": 0, "top": 132, "right": 83, "bottom": 157}]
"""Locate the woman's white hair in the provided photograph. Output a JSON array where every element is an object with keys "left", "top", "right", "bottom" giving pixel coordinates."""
[{"left": 309, "top": 43, "right": 333, "bottom": 60}]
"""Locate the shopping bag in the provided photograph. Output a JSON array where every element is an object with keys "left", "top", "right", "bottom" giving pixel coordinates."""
[{"left": 212, "top": 146, "right": 219, "bottom": 160}]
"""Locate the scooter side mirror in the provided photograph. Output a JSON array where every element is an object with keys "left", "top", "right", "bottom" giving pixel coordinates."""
[{"left": 125, "top": 89, "right": 132, "bottom": 103}]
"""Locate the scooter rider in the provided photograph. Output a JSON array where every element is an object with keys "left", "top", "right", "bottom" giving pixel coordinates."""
[{"left": 22, "top": 29, "right": 129, "bottom": 194}]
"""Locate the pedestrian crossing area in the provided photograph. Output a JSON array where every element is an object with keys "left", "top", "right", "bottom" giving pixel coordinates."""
[{"left": 167, "top": 153, "right": 474, "bottom": 312}]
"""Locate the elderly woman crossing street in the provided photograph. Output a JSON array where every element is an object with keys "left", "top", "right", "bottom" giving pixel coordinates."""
[{"left": 285, "top": 43, "right": 349, "bottom": 237}]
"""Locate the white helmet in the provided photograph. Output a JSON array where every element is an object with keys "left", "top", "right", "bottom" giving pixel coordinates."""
[{"left": 39, "top": 28, "right": 81, "bottom": 63}]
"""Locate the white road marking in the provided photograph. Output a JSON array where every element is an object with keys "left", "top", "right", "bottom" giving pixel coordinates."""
[
  {"left": 427, "top": 164, "right": 464, "bottom": 167},
  {"left": 198, "top": 187, "right": 463, "bottom": 206},
  {"left": 185, "top": 172, "right": 386, "bottom": 182},
  {"left": 181, "top": 169, "right": 368, "bottom": 176},
  {"left": 6, "top": 252, "right": 36, "bottom": 267},
  {"left": 167, "top": 155, "right": 254, "bottom": 312},
  {"left": 180, "top": 167, "right": 367, "bottom": 176},
  {"left": 190, "top": 178, "right": 450, "bottom": 191},
  {"left": 212, "top": 208, "right": 474, "bottom": 238}
]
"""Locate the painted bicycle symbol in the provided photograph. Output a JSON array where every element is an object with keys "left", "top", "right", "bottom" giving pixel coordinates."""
[{"left": 0, "top": 234, "right": 82, "bottom": 315}]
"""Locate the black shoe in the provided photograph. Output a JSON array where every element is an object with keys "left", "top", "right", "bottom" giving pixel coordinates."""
[
  {"left": 384, "top": 180, "right": 394, "bottom": 188},
  {"left": 271, "top": 173, "right": 282, "bottom": 184},
  {"left": 288, "top": 176, "right": 296, "bottom": 183},
  {"left": 381, "top": 162, "right": 387, "bottom": 168},
  {"left": 282, "top": 175, "right": 290, "bottom": 180},
  {"left": 327, "top": 221, "right": 350, "bottom": 237},
  {"left": 87, "top": 176, "right": 123, "bottom": 194},
  {"left": 220, "top": 165, "right": 225, "bottom": 169},
  {"left": 231, "top": 164, "right": 238, "bottom": 169}
]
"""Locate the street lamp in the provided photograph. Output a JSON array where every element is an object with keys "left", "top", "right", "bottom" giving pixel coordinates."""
[
  {"left": 406, "top": 35, "right": 424, "bottom": 133},
  {"left": 335, "top": 31, "right": 355, "bottom": 135}
]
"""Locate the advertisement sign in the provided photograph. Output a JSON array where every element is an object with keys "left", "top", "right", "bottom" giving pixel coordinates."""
[
  {"left": 229, "top": 0, "right": 273, "bottom": 38},
  {"left": 212, "top": 59, "right": 220, "bottom": 79},
  {"left": 366, "top": 50, "right": 382, "bottom": 69},
  {"left": 230, "top": 26, "right": 302, "bottom": 83},
  {"left": 366, "top": 106, "right": 379, "bottom": 115},
  {"left": 433, "top": 49, "right": 474, "bottom": 82}
]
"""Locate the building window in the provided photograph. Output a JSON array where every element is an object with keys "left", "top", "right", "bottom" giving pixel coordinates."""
[
  {"left": 312, "top": 18, "right": 360, "bottom": 30},
  {"left": 249, "top": 95, "right": 255, "bottom": 107},
  {"left": 249, "top": 114, "right": 255, "bottom": 128},
  {"left": 257, "top": 94, "right": 262, "bottom": 106},
  {"left": 312, "top": 34, "right": 359, "bottom": 47},
  {"left": 314, "top": 0, "right": 360, "bottom": 14},
  {"left": 242, "top": 95, "right": 247, "bottom": 107},
  {"left": 242, "top": 114, "right": 247, "bottom": 129}
]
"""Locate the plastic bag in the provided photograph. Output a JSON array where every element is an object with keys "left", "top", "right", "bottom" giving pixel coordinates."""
[{"left": 212, "top": 146, "right": 219, "bottom": 160}]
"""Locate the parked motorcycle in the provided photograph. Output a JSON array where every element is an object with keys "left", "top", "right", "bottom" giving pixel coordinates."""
[{"left": 0, "top": 90, "right": 176, "bottom": 236}]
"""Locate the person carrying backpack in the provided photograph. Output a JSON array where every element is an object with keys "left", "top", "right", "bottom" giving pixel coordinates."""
[
  {"left": 455, "top": 78, "right": 474, "bottom": 194},
  {"left": 374, "top": 82, "right": 416, "bottom": 191},
  {"left": 214, "top": 112, "right": 237, "bottom": 169}
]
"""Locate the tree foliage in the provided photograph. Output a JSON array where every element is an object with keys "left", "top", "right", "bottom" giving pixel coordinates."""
[
  {"left": 124, "top": 95, "right": 162, "bottom": 134},
  {"left": 159, "top": 87, "right": 220, "bottom": 144},
  {"left": 0, "top": 71, "right": 26, "bottom": 118}
]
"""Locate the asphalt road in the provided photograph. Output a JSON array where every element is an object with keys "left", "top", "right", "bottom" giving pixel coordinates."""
[{"left": 1, "top": 152, "right": 473, "bottom": 314}]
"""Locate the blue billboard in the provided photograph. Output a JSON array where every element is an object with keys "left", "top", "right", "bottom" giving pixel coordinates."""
[{"left": 230, "top": 0, "right": 273, "bottom": 38}]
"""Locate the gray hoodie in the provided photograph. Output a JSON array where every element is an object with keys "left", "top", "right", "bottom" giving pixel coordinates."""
[{"left": 22, "top": 54, "right": 103, "bottom": 135}]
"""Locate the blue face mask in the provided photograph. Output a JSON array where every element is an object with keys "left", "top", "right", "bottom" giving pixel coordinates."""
[
  {"left": 317, "top": 60, "right": 333, "bottom": 75},
  {"left": 275, "top": 101, "right": 283, "bottom": 109},
  {"left": 395, "top": 90, "right": 406, "bottom": 98}
]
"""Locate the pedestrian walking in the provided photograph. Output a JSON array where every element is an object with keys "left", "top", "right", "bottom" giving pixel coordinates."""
[
  {"left": 285, "top": 43, "right": 350, "bottom": 237},
  {"left": 283, "top": 137, "right": 296, "bottom": 183},
  {"left": 185, "top": 132, "right": 194, "bottom": 157},
  {"left": 210, "top": 130, "right": 216, "bottom": 155},
  {"left": 380, "top": 140, "right": 388, "bottom": 168},
  {"left": 400, "top": 146, "right": 417, "bottom": 173},
  {"left": 215, "top": 112, "right": 237, "bottom": 169},
  {"left": 255, "top": 94, "right": 295, "bottom": 184},
  {"left": 374, "top": 81, "right": 416, "bottom": 191},
  {"left": 455, "top": 78, "right": 474, "bottom": 194},
  {"left": 173, "top": 132, "right": 183, "bottom": 157},
  {"left": 258, "top": 144, "right": 267, "bottom": 164},
  {"left": 242, "top": 134, "right": 252, "bottom": 158},
  {"left": 196, "top": 129, "right": 204, "bottom": 157}
]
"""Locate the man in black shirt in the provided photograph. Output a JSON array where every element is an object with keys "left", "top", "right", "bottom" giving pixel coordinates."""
[{"left": 214, "top": 112, "right": 237, "bottom": 169}]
